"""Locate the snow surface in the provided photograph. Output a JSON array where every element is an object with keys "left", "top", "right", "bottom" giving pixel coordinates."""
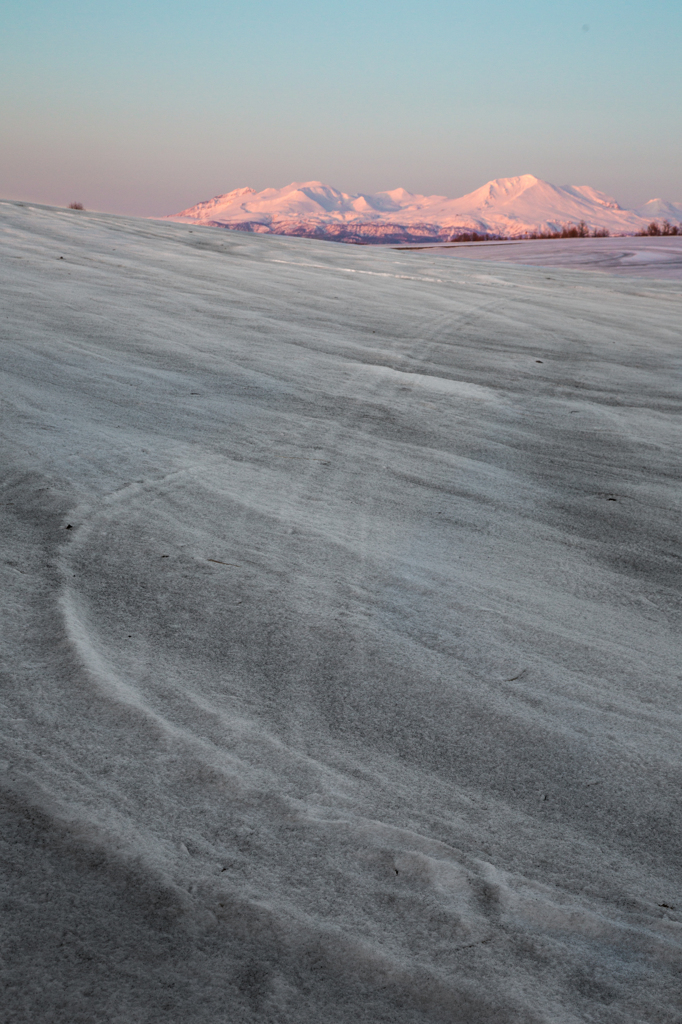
[
  {"left": 398, "top": 235, "right": 682, "bottom": 280},
  {"left": 635, "top": 198, "right": 682, "bottom": 222},
  {"left": 1, "top": 200, "right": 681, "bottom": 1024},
  {"left": 166, "top": 175, "right": 682, "bottom": 241}
]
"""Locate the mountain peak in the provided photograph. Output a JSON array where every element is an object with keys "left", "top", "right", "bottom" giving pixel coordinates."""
[{"left": 165, "top": 176, "right": 680, "bottom": 242}]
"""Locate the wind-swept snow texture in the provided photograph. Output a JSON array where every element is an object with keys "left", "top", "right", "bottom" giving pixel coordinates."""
[
  {"left": 1, "top": 200, "right": 681, "bottom": 1024},
  {"left": 166, "top": 175, "right": 682, "bottom": 242},
  {"left": 400, "top": 236, "right": 682, "bottom": 280}
]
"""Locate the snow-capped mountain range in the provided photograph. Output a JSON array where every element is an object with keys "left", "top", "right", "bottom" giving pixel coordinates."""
[{"left": 165, "top": 174, "right": 682, "bottom": 243}]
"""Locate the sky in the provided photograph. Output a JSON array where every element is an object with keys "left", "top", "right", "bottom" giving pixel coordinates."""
[{"left": 1, "top": 0, "right": 680, "bottom": 216}]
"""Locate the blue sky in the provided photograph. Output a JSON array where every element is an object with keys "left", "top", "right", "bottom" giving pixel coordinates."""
[{"left": 1, "top": 0, "right": 680, "bottom": 214}]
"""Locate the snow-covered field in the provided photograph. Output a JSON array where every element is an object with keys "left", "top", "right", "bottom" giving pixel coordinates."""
[
  {"left": 1, "top": 200, "right": 681, "bottom": 1023},
  {"left": 400, "top": 236, "right": 682, "bottom": 280}
]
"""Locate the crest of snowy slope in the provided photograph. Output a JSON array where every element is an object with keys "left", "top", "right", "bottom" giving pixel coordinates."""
[
  {"left": 166, "top": 175, "right": 680, "bottom": 241},
  {"left": 560, "top": 184, "right": 622, "bottom": 209},
  {"left": 634, "top": 197, "right": 682, "bottom": 221}
]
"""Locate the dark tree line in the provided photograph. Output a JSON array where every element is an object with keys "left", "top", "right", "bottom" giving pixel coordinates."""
[
  {"left": 636, "top": 220, "right": 680, "bottom": 236},
  {"left": 445, "top": 218, "right": 681, "bottom": 244}
]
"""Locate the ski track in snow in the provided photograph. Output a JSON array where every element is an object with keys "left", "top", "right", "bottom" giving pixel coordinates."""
[{"left": 1, "top": 200, "right": 681, "bottom": 1023}]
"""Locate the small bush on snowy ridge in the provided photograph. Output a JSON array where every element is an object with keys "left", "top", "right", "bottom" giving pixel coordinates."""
[{"left": 68, "top": 202, "right": 85, "bottom": 210}]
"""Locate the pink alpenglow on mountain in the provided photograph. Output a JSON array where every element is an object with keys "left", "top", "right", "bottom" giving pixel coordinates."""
[{"left": 165, "top": 175, "right": 682, "bottom": 243}]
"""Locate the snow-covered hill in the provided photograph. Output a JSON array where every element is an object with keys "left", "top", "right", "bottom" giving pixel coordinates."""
[
  {"left": 634, "top": 197, "right": 682, "bottom": 222},
  {"left": 3, "top": 199, "right": 681, "bottom": 1024},
  {"left": 165, "top": 174, "right": 682, "bottom": 242}
]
